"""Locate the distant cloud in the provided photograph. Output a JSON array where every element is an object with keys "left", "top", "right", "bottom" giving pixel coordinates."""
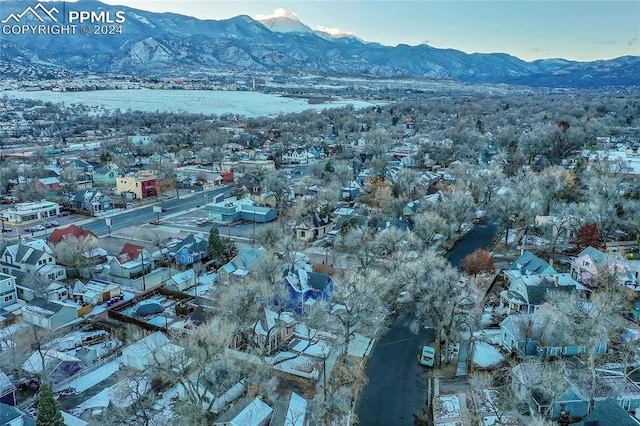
[
  {"left": 629, "top": 38, "right": 638, "bottom": 46},
  {"left": 254, "top": 8, "right": 299, "bottom": 21},
  {"left": 531, "top": 48, "right": 550, "bottom": 53},
  {"left": 314, "top": 25, "right": 355, "bottom": 38},
  {"left": 594, "top": 40, "right": 618, "bottom": 45}
]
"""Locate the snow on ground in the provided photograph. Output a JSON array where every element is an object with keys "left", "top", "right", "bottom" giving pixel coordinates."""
[
  {"left": 0, "top": 322, "right": 28, "bottom": 352},
  {"left": 64, "top": 356, "right": 122, "bottom": 393},
  {"left": 482, "top": 415, "right": 519, "bottom": 425},
  {"left": 1, "top": 89, "right": 377, "bottom": 117},
  {"left": 472, "top": 341, "right": 505, "bottom": 368},
  {"left": 505, "top": 229, "right": 520, "bottom": 244},
  {"left": 61, "top": 411, "right": 88, "bottom": 426},
  {"left": 526, "top": 235, "right": 551, "bottom": 246},
  {"left": 473, "top": 329, "right": 502, "bottom": 346},
  {"left": 434, "top": 395, "right": 461, "bottom": 419}
]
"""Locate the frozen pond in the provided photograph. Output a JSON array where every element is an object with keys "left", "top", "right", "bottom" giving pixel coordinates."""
[{"left": 0, "top": 89, "right": 376, "bottom": 117}]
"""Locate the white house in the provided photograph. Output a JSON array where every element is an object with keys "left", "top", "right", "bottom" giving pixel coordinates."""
[
  {"left": 0, "top": 240, "right": 67, "bottom": 285},
  {"left": 121, "top": 332, "right": 185, "bottom": 371}
]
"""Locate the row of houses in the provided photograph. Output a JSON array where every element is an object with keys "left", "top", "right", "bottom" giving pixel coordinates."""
[{"left": 487, "top": 247, "right": 640, "bottom": 422}]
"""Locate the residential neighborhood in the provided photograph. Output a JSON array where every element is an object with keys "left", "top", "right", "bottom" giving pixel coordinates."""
[{"left": 0, "top": 55, "right": 639, "bottom": 426}]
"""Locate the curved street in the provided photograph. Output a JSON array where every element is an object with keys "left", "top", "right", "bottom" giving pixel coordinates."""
[{"left": 355, "top": 219, "right": 498, "bottom": 425}]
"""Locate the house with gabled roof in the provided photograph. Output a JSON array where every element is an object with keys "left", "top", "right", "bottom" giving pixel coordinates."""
[
  {"left": 253, "top": 308, "right": 295, "bottom": 353},
  {"left": 121, "top": 331, "right": 185, "bottom": 371},
  {"left": 513, "top": 361, "right": 640, "bottom": 420},
  {"left": 508, "top": 251, "right": 558, "bottom": 276},
  {"left": 282, "top": 268, "right": 334, "bottom": 313},
  {"left": 108, "top": 244, "right": 154, "bottom": 280},
  {"left": 91, "top": 165, "right": 118, "bottom": 187},
  {"left": 0, "top": 240, "right": 66, "bottom": 287},
  {"left": 575, "top": 397, "right": 640, "bottom": 425},
  {"left": 68, "top": 189, "right": 112, "bottom": 214},
  {"left": 171, "top": 234, "right": 208, "bottom": 267},
  {"left": 499, "top": 273, "right": 581, "bottom": 314},
  {"left": 48, "top": 224, "right": 98, "bottom": 246},
  {"left": 295, "top": 212, "right": 334, "bottom": 242},
  {"left": 213, "top": 397, "right": 273, "bottom": 426},
  {"left": 571, "top": 246, "right": 628, "bottom": 287},
  {"left": 500, "top": 304, "right": 607, "bottom": 358},
  {"left": 217, "top": 246, "right": 265, "bottom": 284},
  {"left": 21, "top": 298, "right": 78, "bottom": 330},
  {"left": 0, "top": 402, "right": 36, "bottom": 425}
]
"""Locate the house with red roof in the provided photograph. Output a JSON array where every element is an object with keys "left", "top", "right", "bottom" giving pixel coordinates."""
[
  {"left": 108, "top": 243, "right": 154, "bottom": 281},
  {"left": 48, "top": 224, "right": 98, "bottom": 246}
]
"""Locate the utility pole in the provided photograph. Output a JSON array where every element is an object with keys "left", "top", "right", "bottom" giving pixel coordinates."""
[
  {"left": 252, "top": 208, "right": 256, "bottom": 247},
  {"left": 139, "top": 248, "right": 146, "bottom": 290}
]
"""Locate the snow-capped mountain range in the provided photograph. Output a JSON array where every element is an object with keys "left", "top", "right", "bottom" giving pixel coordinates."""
[{"left": 1, "top": 0, "right": 638, "bottom": 88}]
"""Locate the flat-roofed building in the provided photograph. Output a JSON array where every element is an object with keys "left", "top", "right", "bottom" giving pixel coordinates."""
[{"left": 4, "top": 200, "right": 60, "bottom": 223}]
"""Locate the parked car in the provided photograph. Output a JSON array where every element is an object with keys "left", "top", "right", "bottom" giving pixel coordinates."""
[
  {"left": 34, "top": 224, "right": 45, "bottom": 231},
  {"left": 58, "top": 211, "right": 70, "bottom": 217},
  {"left": 49, "top": 220, "right": 60, "bottom": 227},
  {"left": 195, "top": 217, "right": 209, "bottom": 226},
  {"left": 419, "top": 345, "right": 436, "bottom": 367},
  {"left": 43, "top": 222, "right": 54, "bottom": 228}
]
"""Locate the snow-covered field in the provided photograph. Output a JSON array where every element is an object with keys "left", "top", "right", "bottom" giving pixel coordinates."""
[{"left": 1, "top": 89, "right": 376, "bottom": 117}]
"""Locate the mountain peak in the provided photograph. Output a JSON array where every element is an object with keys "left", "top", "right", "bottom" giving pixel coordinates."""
[{"left": 255, "top": 9, "right": 313, "bottom": 34}]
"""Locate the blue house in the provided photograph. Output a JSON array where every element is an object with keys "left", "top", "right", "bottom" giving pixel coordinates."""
[
  {"left": 69, "top": 189, "right": 112, "bottom": 214},
  {"left": 508, "top": 251, "right": 558, "bottom": 275},
  {"left": 514, "top": 363, "right": 640, "bottom": 420},
  {"left": 282, "top": 268, "right": 334, "bottom": 313},
  {"left": 575, "top": 397, "right": 640, "bottom": 425},
  {"left": 500, "top": 307, "right": 608, "bottom": 359},
  {"left": 172, "top": 234, "right": 209, "bottom": 267}
]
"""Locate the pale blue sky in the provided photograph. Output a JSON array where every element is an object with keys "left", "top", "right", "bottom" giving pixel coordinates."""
[{"left": 100, "top": 1, "right": 640, "bottom": 62}]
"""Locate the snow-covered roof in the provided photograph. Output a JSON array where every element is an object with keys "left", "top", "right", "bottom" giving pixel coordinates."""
[{"left": 284, "top": 392, "right": 307, "bottom": 426}]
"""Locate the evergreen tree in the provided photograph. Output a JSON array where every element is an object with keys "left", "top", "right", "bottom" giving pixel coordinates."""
[
  {"left": 36, "top": 382, "right": 66, "bottom": 426},
  {"left": 207, "top": 227, "right": 224, "bottom": 260},
  {"left": 207, "top": 227, "right": 238, "bottom": 268}
]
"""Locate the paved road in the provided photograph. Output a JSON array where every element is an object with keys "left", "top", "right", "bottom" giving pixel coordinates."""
[
  {"left": 355, "top": 219, "right": 498, "bottom": 425},
  {"left": 81, "top": 187, "right": 231, "bottom": 236},
  {"left": 446, "top": 219, "right": 498, "bottom": 268},
  {"left": 356, "top": 317, "right": 434, "bottom": 426}
]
